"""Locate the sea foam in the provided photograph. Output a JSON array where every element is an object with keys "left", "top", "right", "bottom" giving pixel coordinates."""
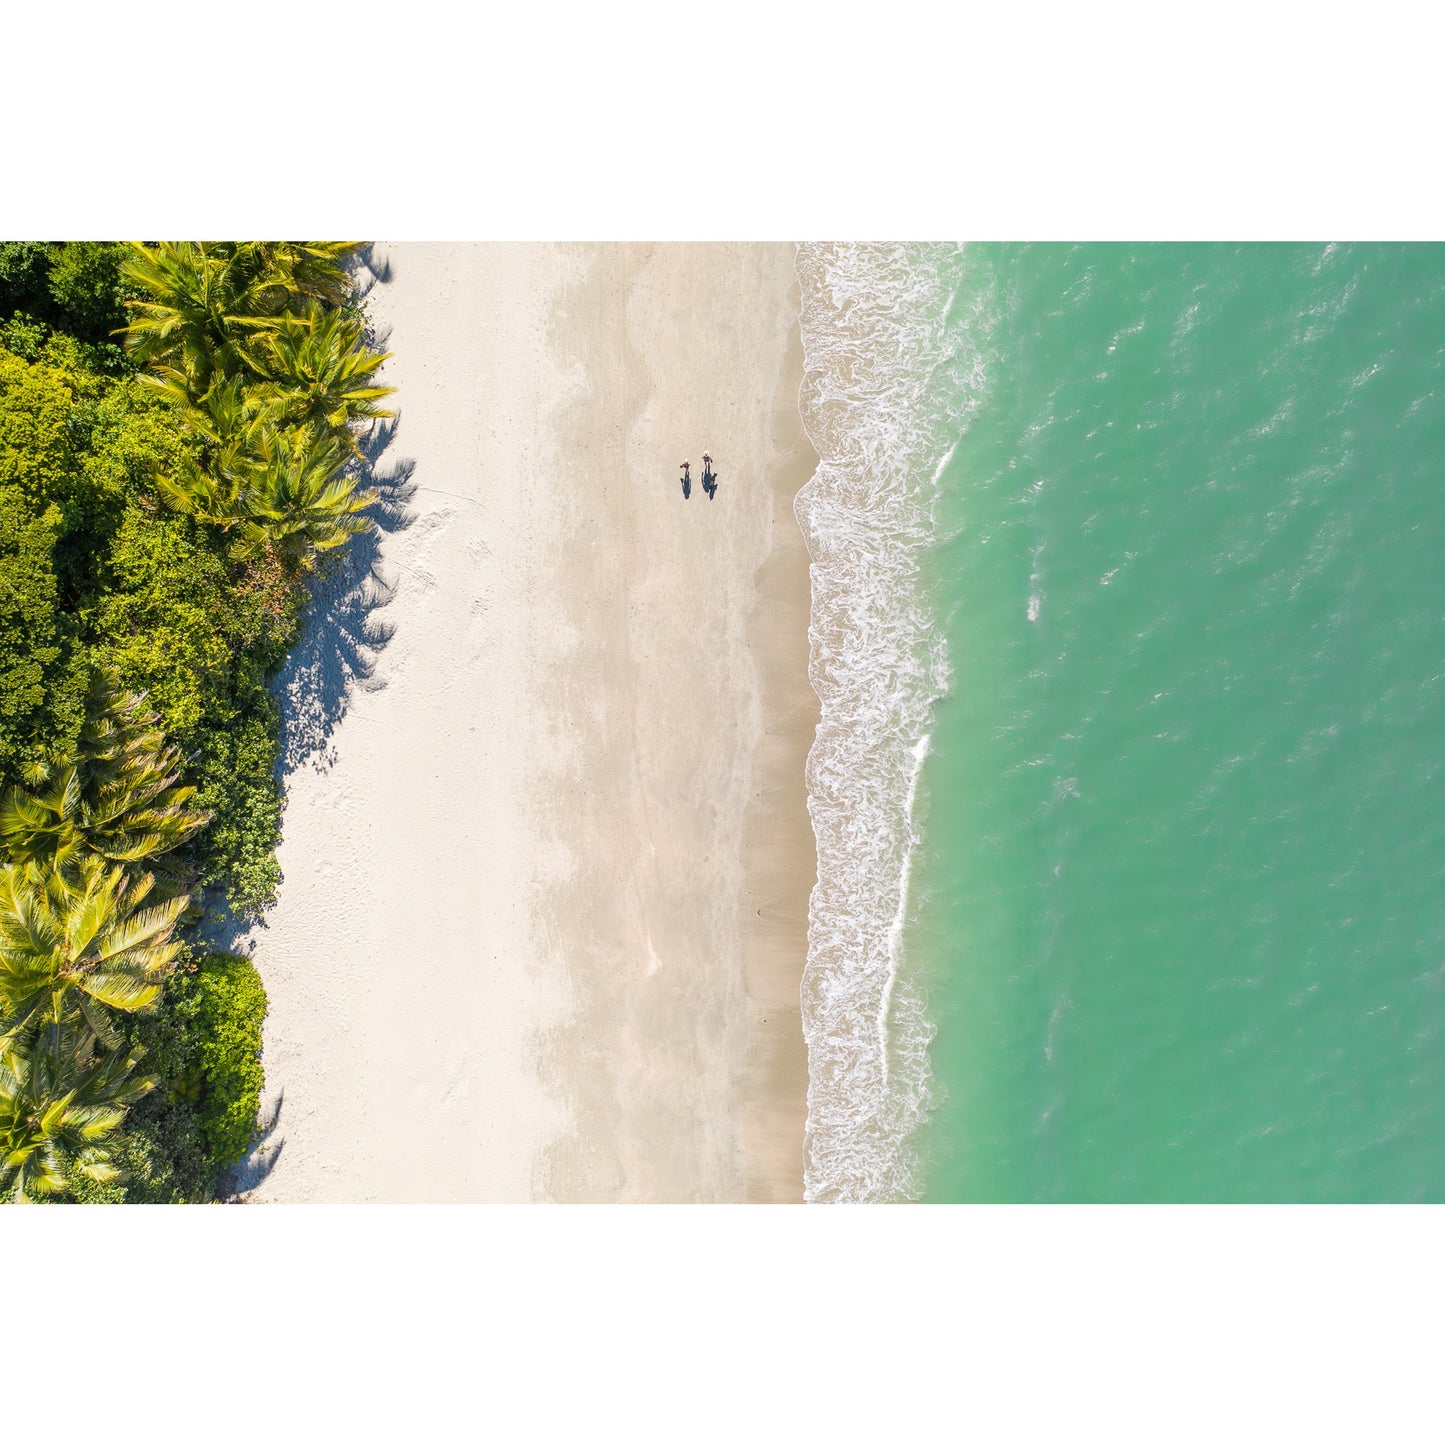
[{"left": 795, "top": 243, "right": 989, "bottom": 1202}]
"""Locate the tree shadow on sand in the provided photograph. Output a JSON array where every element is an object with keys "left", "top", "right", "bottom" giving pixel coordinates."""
[
  {"left": 218, "top": 1089, "right": 285, "bottom": 1200},
  {"left": 208, "top": 424, "right": 414, "bottom": 1192},
  {"left": 274, "top": 419, "right": 416, "bottom": 775},
  {"left": 353, "top": 241, "right": 392, "bottom": 294},
  {"left": 216, "top": 276, "right": 414, "bottom": 1192},
  {"left": 271, "top": 242, "right": 408, "bottom": 775}
]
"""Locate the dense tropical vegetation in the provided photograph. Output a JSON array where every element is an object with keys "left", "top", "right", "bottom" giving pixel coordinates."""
[{"left": 0, "top": 241, "right": 389, "bottom": 1200}]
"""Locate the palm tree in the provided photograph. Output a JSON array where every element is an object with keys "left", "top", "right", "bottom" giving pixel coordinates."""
[
  {"left": 124, "top": 241, "right": 381, "bottom": 571},
  {"left": 118, "top": 243, "right": 259, "bottom": 402},
  {"left": 0, "top": 670, "right": 210, "bottom": 884},
  {"left": 154, "top": 376, "right": 285, "bottom": 528},
  {"left": 249, "top": 304, "right": 394, "bottom": 449},
  {"left": 155, "top": 403, "right": 376, "bottom": 569},
  {"left": 227, "top": 242, "right": 359, "bottom": 314},
  {"left": 0, "top": 1019, "right": 154, "bottom": 1202},
  {"left": 0, "top": 859, "right": 187, "bottom": 1045},
  {"left": 234, "top": 423, "right": 377, "bottom": 569},
  {"left": 122, "top": 243, "right": 360, "bottom": 388}
]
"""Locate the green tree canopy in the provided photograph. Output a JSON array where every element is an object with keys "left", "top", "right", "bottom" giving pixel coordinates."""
[
  {"left": 0, "top": 668, "right": 210, "bottom": 884},
  {"left": 0, "top": 487, "right": 86, "bottom": 790},
  {"left": 248, "top": 303, "right": 394, "bottom": 447},
  {"left": 0, "top": 858, "right": 187, "bottom": 1042},
  {"left": 0, "top": 1017, "right": 154, "bottom": 1202}
]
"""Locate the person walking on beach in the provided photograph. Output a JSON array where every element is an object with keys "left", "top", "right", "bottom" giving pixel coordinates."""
[
  {"left": 701, "top": 452, "right": 718, "bottom": 501},
  {"left": 679, "top": 459, "right": 692, "bottom": 500}
]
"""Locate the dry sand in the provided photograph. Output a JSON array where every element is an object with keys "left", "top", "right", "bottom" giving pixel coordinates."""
[{"left": 237, "top": 243, "right": 817, "bottom": 1202}]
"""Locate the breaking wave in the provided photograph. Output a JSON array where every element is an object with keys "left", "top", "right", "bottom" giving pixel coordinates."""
[{"left": 795, "top": 242, "right": 990, "bottom": 1202}]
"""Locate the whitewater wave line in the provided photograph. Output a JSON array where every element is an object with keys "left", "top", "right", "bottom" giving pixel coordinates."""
[{"left": 794, "top": 242, "right": 992, "bottom": 1203}]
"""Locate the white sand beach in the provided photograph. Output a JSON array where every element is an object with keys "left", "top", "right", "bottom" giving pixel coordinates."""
[{"left": 238, "top": 244, "right": 817, "bottom": 1202}]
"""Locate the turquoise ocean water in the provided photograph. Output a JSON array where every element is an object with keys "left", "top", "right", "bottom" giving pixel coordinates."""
[{"left": 796, "top": 243, "right": 1445, "bottom": 1202}]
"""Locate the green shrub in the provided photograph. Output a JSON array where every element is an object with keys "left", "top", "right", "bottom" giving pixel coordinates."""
[
  {"left": 80, "top": 373, "right": 194, "bottom": 509},
  {"left": 69, "top": 949, "right": 269, "bottom": 1200},
  {"left": 0, "top": 312, "right": 50, "bottom": 361},
  {"left": 46, "top": 242, "right": 129, "bottom": 340},
  {"left": 0, "top": 243, "right": 51, "bottom": 319},
  {"left": 189, "top": 703, "right": 285, "bottom": 916},
  {"left": 0, "top": 339, "right": 138, "bottom": 595},
  {"left": 0, "top": 243, "right": 132, "bottom": 364},
  {"left": 191, "top": 952, "right": 268, "bottom": 1167},
  {"left": 86, "top": 504, "right": 233, "bottom": 736},
  {"left": 65, "top": 1118, "right": 214, "bottom": 1205},
  {"left": 80, "top": 504, "right": 294, "bottom": 914},
  {"left": 67, "top": 945, "right": 212, "bottom": 1202},
  {"left": 0, "top": 486, "right": 86, "bottom": 788},
  {"left": 0, "top": 345, "right": 84, "bottom": 507}
]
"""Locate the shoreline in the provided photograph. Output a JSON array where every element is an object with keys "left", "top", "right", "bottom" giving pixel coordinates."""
[
  {"left": 741, "top": 279, "right": 818, "bottom": 1202},
  {"left": 240, "top": 244, "right": 816, "bottom": 1201}
]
